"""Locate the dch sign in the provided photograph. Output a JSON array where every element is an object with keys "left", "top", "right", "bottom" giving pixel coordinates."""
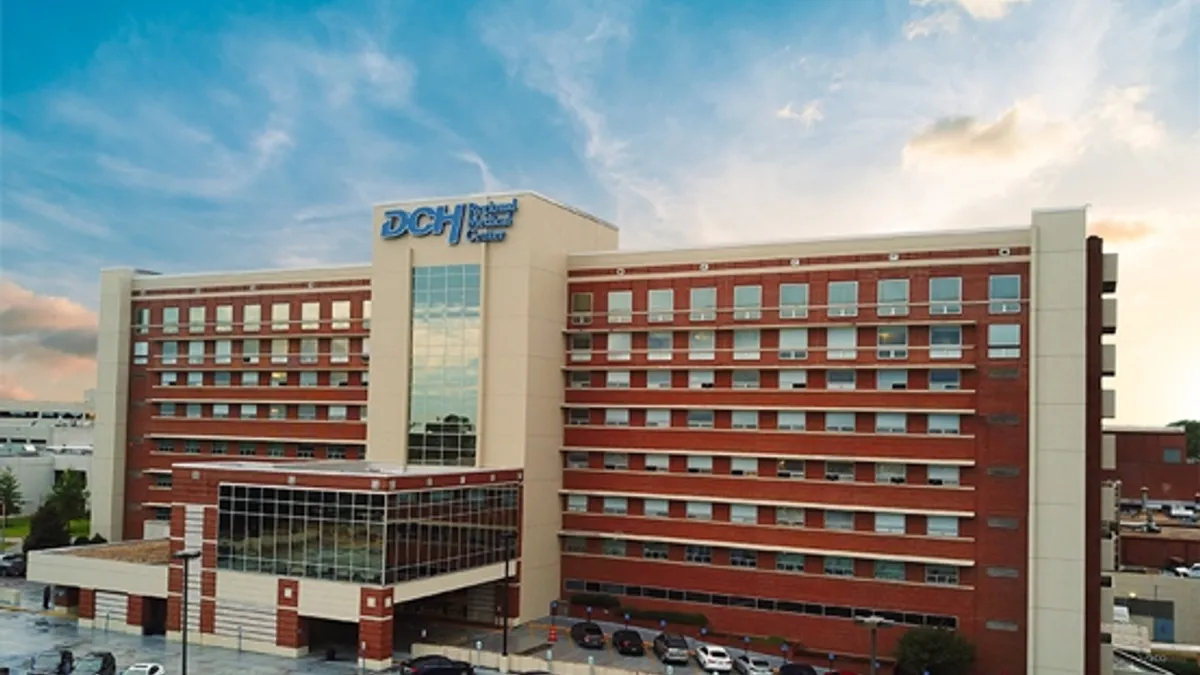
[{"left": 379, "top": 198, "right": 518, "bottom": 246}]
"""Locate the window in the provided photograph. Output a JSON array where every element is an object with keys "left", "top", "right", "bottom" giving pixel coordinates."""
[
  {"left": 567, "top": 495, "right": 588, "bottom": 512},
  {"left": 777, "top": 552, "right": 806, "bottom": 571},
  {"left": 731, "top": 411, "right": 759, "bottom": 429},
  {"left": 689, "top": 331, "right": 715, "bottom": 360},
  {"left": 777, "top": 411, "right": 807, "bottom": 430},
  {"left": 733, "top": 285, "right": 763, "bottom": 320},
  {"left": 647, "top": 332, "right": 673, "bottom": 360},
  {"left": 929, "top": 277, "right": 963, "bottom": 314},
  {"left": 644, "top": 454, "right": 669, "bottom": 471},
  {"left": 825, "top": 412, "right": 856, "bottom": 433},
  {"left": 732, "top": 370, "right": 760, "bottom": 389},
  {"left": 213, "top": 404, "right": 230, "bottom": 419},
  {"left": 986, "top": 620, "right": 1019, "bottom": 632},
  {"left": 876, "top": 413, "right": 907, "bottom": 434},
  {"left": 603, "top": 497, "right": 628, "bottom": 514},
  {"left": 603, "top": 539, "right": 627, "bottom": 557},
  {"left": 566, "top": 452, "right": 589, "bottom": 469},
  {"left": 212, "top": 442, "right": 228, "bottom": 455},
  {"left": 646, "top": 371, "right": 671, "bottom": 389},
  {"left": 300, "top": 338, "right": 318, "bottom": 364},
  {"left": 331, "top": 371, "right": 350, "bottom": 387},
  {"left": 926, "top": 565, "right": 959, "bottom": 585},
  {"left": 240, "top": 404, "right": 257, "bottom": 419},
  {"left": 929, "top": 369, "right": 960, "bottom": 390},
  {"left": 563, "top": 537, "right": 587, "bottom": 553},
  {"left": 215, "top": 305, "right": 233, "bottom": 332},
  {"left": 648, "top": 289, "right": 674, "bottom": 322},
  {"left": 186, "top": 404, "right": 202, "bottom": 419},
  {"left": 362, "top": 300, "right": 371, "bottom": 329},
  {"left": 607, "top": 333, "right": 632, "bottom": 361},
  {"left": 777, "top": 459, "right": 806, "bottom": 478},
  {"left": 1164, "top": 448, "right": 1184, "bottom": 464},
  {"left": 827, "top": 369, "right": 856, "bottom": 390},
  {"left": 827, "top": 281, "right": 859, "bottom": 317},
  {"left": 331, "top": 300, "right": 351, "bottom": 330},
  {"left": 685, "top": 545, "right": 712, "bottom": 563},
  {"left": 269, "top": 404, "right": 286, "bottom": 420},
  {"left": 930, "top": 325, "right": 963, "bottom": 359},
  {"left": 162, "top": 307, "right": 180, "bottom": 333},
  {"left": 877, "top": 370, "right": 908, "bottom": 390},
  {"left": 607, "top": 290, "right": 633, "bottom": 323},
  {"left": 730, "top": 504, "right": 758, "bottom": 524},
  {"left": 876, "top": 463, "right": 907, "bottom": 484},
  {"left": 214, "top": 340, "right": 232, "bottom": 365},
  {"left": 241, "top": 371, "right": 260, "bottom": 387},
  {"left": 730, "top": 457, "right": 758, "bottom": 476},
  {"left": 569, "top": 334, "right": 592, "bottom": 361},
  {"left": 188, "top": 306, "right": 206, "bottom": 333},
  {"left": 293, "top": 444, "right": 311, "bottom": 458},
  {"left": 779, "top": 283, "right": 809, "bottom": 319},
  {"left": 156, "top": 440, "right": 175, "bottom": 453},
  {"left": 328, "top": 405, "right": 348, "bottom": 421},
  {"left": 299, "top": 302, "right": 319, "bottom": 330},
  {"left": 185, "top": 440, "right": 201, "bottom": 454},
  {"left": 135, "top": 308, "right": 150, "bottom": 334},
  {"left": 270, "top": 338, "right": 289, "bottom": 364},
  {"left": 242, "top": 304, "right": 261, "bottom": 331},
  {"left": 688, "top": 370, "right": 715, "bottom": 389},
  {"left": 877, "top": 326, "right": 908, "bottom": 359},
  {"left": 988, "top": 516, "right": 1020, "bottom": 529},
  {"left": 776, "top": 507, "right": 805, "bottom": 526},
  {"left": 733, "top": 330, "right": 761, "bottom": 360},
  {"left": 876, "top": 513, "right": 907, "bottom": 535},
  {"left": 824, "top": 556, "right": 855, "bottom": 576},
  {"left": 567, "top": 409, "right": 589, "bottom": 426},
  {"left": 989, "top": 275, "right": 1021, "bottom": 313},
  {"left": 643, "top": 543, "right": 669, "bottom": 560},
  {"left": 569, "top": 371, "right": 591, "bottom": 389},
  {"left": 686, "top": 502, "right": 713, "bottom": 520},
  {"left": 213, "top": 371, "right": 231, "bottom": 387},
  {"left": 987, "top": 566, "right": 1020, "bottom": 579},
  {"left": 687, "top": 455, "right": 713, "bottom": 474},
  {"left": 186, "top": 372, "right": 203, "bottom": 387},
  {"left": 825, "top": 510, "right": 854, "bottom": 530},
  {"left": 644, "top": 499, "right": 669, "bottom": 517},
  {"left": 779, "top": 370, "right": 808, "bottom": 389},
  {"left": 928, "top": 414, "right": 961, "bottom": 435},
  {"left": 187, "top": 341, "right": 205, "bottom": 365},
  {"left": 825, "top": 461, "right": 854, "bottom": 481},
  {"left": 928, "top": 465, "right": 961, "bottom": 486},
  {"left": 988, "top": 324, "right": 1021, "bottom": 358},
  {"left": 133, "top": 342, "right": 149, "bottom": 365},
  {"left": 158, "top": 402, "right": 176, "bottom": 417},
  {"left": 730, "top": 549, "right": 758, "bottom": 568},
  {"left": 603, "top": 453, "right": 629, "bottom": 469},
  {"left": 242, "top": 339, "right": 259, "bottom": 363},
  {"left": 688, "top": 410, "right": 715, "bottom": 429},
  {"left": 606, "top": 370, "right": 631, "bottom": 388},
  {"left": 778, "top": 328, "right": 809, "bottom": 359},
  {"left": 874, "top": 561, "right": 906, "bottom": 581},
  {"left": 927, "top": 516, "right": 959, "bottom": 537},
  {"left": 300, "top": 372, "right": 319, "bottom": 387},
  {"left": 877, "top": 279, "right": 909, "bottom": 316},
  {"left": 271, "top": 302, "right": 290, "bottom": 330},
  {"left": 570, "top": 293, "right": 593, "bottom": 325},
  {"left": 604, "top": 409, "right": 630, "bottom": 426},
  {"left": 331, "top": 337, "right": 350, "bottom": 363},
  {"left": 827, "top": 326, "right": 858, "bottom": 360},
  {"left": 160, "top": 372, "right": 178, "bottom": 387},
  {"left": 690, "top": 287, "right": 716, "bottom": 321}
]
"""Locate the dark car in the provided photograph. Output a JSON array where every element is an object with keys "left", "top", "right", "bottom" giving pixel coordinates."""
[
  {"left": 611, "top": 629, "right": 645, "bottom": 656},
  {"left": 29, "top": 649, "right": 73, "bottom": 675},
  {"left": 0, "top": 553, "right": 25, "bottom": 578},
  {"left": 777, "top": 664, "right": 820, "bottom": 675},
  {"left": 397, "top": 655, "right": 474, "bottom": 675},
  {"left": 71, "top": 651, "right": 117, "bottom": 675},
  {"left": 652, "top": 633, "right": 691, "bottom": 664},
  {"left": 570, "top": 621, "right": 605, "bottom": 649}
]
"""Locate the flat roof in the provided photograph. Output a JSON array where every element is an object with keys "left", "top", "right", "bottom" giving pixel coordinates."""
[
  {"left": 172, "top": 459, "right": 522, "bottom": 478},
  {"left": 1105, "top": 425, "right": 1186, "bottom": 434},
  {"left": 1121, "top": 524, "right": 1200, "bottom": 541},
  {"left": 59, "top": 539, "right": 172, "bottom": 566}
]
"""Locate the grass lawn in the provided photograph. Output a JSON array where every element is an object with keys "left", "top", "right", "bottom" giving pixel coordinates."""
[{"left": 1, "top": 515, "right": 91, "bottom": 542}]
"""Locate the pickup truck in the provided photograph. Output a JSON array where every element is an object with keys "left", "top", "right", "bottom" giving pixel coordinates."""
[{"left": 1173, "top": 563, "right": 1200, "bottom": 578}]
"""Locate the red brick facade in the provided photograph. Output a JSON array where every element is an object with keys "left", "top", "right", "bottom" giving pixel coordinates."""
[{"left": 1102, "top": 428, "right": 1197, "bottom": 501}]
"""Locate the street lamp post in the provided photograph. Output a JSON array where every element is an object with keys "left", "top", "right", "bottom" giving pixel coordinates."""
[
  {"left": 853, "top": 615, "right": 893, "bottom": 675},
  {"left": 501, "top": 531, "right": 517, "bottom": 661},
  {"left": 173, "top": 548, "right": 202, "bottom": 675}
]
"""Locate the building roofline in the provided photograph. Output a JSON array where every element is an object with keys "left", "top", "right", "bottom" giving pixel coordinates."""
[
  {"left": 372, "top": 190, "right": 620, "bottom": 233},
  {"left": 1104, "top": 425, "right": 1187, "bottom": 434},
  {"left": 171, "top": 459, "right": 523, "bottom": 479}
]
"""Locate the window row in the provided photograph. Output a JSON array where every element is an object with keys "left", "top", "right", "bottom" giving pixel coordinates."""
[
  {"left": 565, "top": 452, "right": 964, "bottom": 486},
  {"left": 154, "top": 401, "right": 367, "bottom": 422},
  {"left": 568, "top": 324, "right": 1023, "bottom": 361},
  {"left": 134, "top": 299, "right": 372, "bottom": 334},
  {"left": 157, "top": 370, "right": 369, "bottom": 388},
  {"left": 568, "top": 368, "right": 965, "bottom": 392},
  {"left": 566, "top": 409, "right": 965, "bottom": 434},
  {"left": 133, "top": 337, "right": 371, "bottom": 366},
  {"left": 563, "top": 578, "right": 960, "bottom": 629},
  {"left": 570, "top": 275, "right": 1023, "bottom": 324},
  {"left": 152, "top": 439, "right": 362, "bottom": 459},
  {"left": 564, "top": 495, "right": 967, "bottom": 537}
]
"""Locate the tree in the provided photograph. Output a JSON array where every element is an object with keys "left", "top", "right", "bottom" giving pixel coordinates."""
[
  {"left": 894, "top": 627, "right": 976, "bottom": 675},
  {"left": 23, "top": 502, "right": 71, "bottom": 553},
  {"left": 48, "top": 470, "right": 89, "bottom": 522},
  {"left": 1169, "top": 420, "right": 1200, "bottom": 460},
  {"left": 0, "top": 467, "right": 23, "bottom": 520}
]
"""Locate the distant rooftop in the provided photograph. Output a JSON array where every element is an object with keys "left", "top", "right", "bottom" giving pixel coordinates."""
[
  {"left": 1104, "top": 425, "right": 1186, "bottom": 434},
  {"left": 172, "top": 459, "right": 521, "bottom": 478},
  {"left": 58, "top": 539, "right": 172, "bottom": 566}
]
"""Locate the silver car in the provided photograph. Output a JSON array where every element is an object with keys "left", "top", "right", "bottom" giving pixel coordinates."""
[{"left": 734, "top": 654, "right": 773, "bottom": 675}]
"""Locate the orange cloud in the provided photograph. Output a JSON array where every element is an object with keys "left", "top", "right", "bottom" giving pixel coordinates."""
[
  {"left": 0, "top": 375, "right": 37, "bottom": 401},
  {"left": 1089, "top": 219, "right": 1154, "bottom": 243},
  {"left": 0, "top": 281, "right": 97, "bottom": 401}
]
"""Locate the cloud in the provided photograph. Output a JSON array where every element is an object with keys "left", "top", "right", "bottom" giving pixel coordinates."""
[
  {"left": 904, "top": 11, "right": 962, "bottom": 39},
  {"left": 1088, "top": 218, "right": 1154, "bottom": 244},
  {"left": 776, "top": 101, "right": 824, "bottom": 128},
  {"left": 0, "top": 376, "right": 37, "bottom": 401},
  {"left": 912, "top": 0, "right": 1032, "bottom": 21},
  {"left": 0, "top": 281, "right": 98, "bottom": 401},
  {"left": 902, "top": 100, "right": 1080, "bottom": 163},
  {"left": 457, "top": 152, "right": 508, "bottom": 193}
]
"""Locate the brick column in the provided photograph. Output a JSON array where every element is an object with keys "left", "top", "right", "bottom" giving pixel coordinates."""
[
  {"left": 359, "top": 587, "right": 394, "bottom": 664},
  {"left": 78, "top": 589, "right": 96, "bottom": 620},
  {"left": 275, "top": 578, "right": 306, "bottom": 650},
  {"left": 127, "top": 595, "right": 145, "bottom": 629}
]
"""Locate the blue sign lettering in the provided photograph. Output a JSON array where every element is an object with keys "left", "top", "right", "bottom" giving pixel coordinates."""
[{"left": 380, "top": 198, "right": 518, "bottom": 245}]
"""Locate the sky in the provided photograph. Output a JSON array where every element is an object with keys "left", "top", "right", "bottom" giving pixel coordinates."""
[{"left": 1, "top": 0, "right": 1197, "bottom": 424}]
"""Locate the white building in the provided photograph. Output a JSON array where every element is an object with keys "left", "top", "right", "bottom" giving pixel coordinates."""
[{"left": 0, "top": 398, "right": 95, "bottom": 516}]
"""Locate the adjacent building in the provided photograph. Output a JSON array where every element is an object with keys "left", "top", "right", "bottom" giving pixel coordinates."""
[
  {"left": 0, "top": 398, "right": 95, "bottom": 516},
  {"left": 1102, "top": 426, "right": 1197, "bottom": 504},
  {"left": 31, "top": 193, "right": 1117, "bottom": 674}
]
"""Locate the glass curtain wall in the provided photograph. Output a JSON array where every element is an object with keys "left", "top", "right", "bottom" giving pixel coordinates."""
[{"left": 216, "top": 483, "right": 520, "bottom": 585}]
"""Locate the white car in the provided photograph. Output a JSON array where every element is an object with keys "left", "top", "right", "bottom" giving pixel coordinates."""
[
  {"left": 695, "top": 645, "right": 734, "bottom": 672},
  {"left": 734, "top": 654, "right": 773, "bottom": 675},
  {"left": 123, "top": 664, "right": 167, "bottom": 675}
]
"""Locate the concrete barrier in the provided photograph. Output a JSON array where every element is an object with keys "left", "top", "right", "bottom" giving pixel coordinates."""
[{"left": 411, "top": 643, "right": 663, "bottom": 675}]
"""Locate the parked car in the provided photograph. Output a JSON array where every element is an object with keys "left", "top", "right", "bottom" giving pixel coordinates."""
[
  {"left": 397, "top": 655, "right": 474, "bottom": 675},
  {"left": 29, "top": 649, "right": 73, "bottom": 675},
  {"left": 733, "top": 654, "right": 773, "bottom": 675},
  {"left": 1173, "top": 562, "right": 1200, "bottom": 578},
  {"left": 777, "top": 664, "right": 820, "bottom": 675},
  {"left": 120, "top": 665, "right": 166, "bottom": 675},
  {"left": 694, "top": 645, "right": 734, "bottom": 673},
  {"left": 652, "top": 633, "right": 691, "bottom": 664},
  {"left": 611, "top": 629, "right": 645, "bottom": 656},
  {"left": 0, "top": 553, "right": 25, "bottom": 577},
  {"left": 72, "top": 651, "right": 117, "bottom": 675},
  {"left": 570, "top": 621, "right": 605, "bottom": 649}
]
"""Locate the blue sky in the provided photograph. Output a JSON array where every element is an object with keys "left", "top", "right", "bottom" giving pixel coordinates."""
[{"left": 1, "top": 0, "right": 1198, "bottom": 419}]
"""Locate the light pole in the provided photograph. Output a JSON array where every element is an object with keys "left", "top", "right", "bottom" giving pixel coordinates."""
[
  {"left": 173, "top": 548, "right": 202, "bottom": 675},
  {"left": 501, "top": 531, "right": 517, "bottom": 660},
  {"left": 854, "top": 615, "right": 893, "bottom": 675}
]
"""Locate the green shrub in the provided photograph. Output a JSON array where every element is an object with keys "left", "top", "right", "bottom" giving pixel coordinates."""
[{"left": 625, "top": 608, "right": 709, "bottom": 627}]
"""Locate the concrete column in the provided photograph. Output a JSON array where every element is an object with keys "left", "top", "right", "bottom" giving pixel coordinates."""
[
  {"left": 92, "top": 268, "right": 135, "bottom": 541},
  {"left": 78, "top": 588, "right": 96, "bottom": 620}
]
